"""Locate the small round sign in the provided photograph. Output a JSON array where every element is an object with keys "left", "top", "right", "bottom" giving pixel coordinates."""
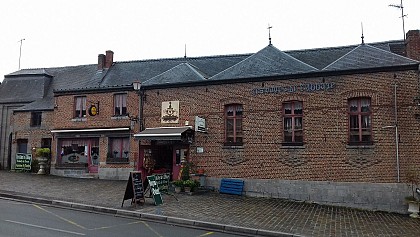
[{"left": 88, "top": 105, "right": 98, "bottom": 116}]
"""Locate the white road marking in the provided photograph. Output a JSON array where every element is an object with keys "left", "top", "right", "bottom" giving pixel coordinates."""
[{"left": 4, "top": 219, "right": 86, "bottom": 236}]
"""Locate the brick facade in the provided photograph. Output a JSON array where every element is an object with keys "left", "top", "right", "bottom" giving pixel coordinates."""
[
  {"left": 11, "top": 110, "right": 54, "bottom": 166},
  {"left": 49, "top": 90, "right": 141, "bottom": 179},
  {"left": 141, "top": 70, "right": 420, "bottom": 183}
]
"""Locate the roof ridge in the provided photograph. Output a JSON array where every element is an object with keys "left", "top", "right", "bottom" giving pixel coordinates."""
[
  {"left": 115, "top": 53, "right": 253, "bottom": 64},
  {"left": 286, "top": 39, "right": 404, "bottom": 54}
]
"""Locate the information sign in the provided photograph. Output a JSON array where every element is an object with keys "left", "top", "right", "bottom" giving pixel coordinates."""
[
  {"left": 122, "top": 171, "right": 145, "bottom": 207},
  {"left": 152, "top": 172, "right": 170, "bottom": 192},
  {"left": 147, "top": 175, "right": 163, "bottom": 206},
  {"left": 15, "top": 153, "right": 32, "bottom": 171}
]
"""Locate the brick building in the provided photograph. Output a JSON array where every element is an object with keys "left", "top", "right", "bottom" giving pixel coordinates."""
[{"left": 0, "top": 30, "right": 419, "bottom": 213}]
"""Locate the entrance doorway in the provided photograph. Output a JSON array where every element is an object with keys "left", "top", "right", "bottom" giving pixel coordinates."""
[{"left": 139, "top": 144, "right": 189, "bottom": 181}]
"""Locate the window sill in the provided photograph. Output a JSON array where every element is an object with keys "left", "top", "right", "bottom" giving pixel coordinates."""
[
  {"left": 71, "top": 118, "right": 87, "bottom": 122},
  {"left": 222, "top": 144, "right": 244, "bottom": 149},
  {"left": 346, "top": 144, "right": 375, "bottom": 149},
  {"left": 111, "top": 116, "right": 129, "bottom": 120},
  {"left": 106, "top": 158, "right": 129, "bottom": 164},
  {"left": 281, "top": 145, "right": 305, "bottom": 149}
]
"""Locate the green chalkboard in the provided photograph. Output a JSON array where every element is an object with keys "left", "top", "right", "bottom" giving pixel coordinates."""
[
  {"left": 152, "top": 172, "right": 170, "bottom": 192},
  {"left": 147, "top": 175, "right": 163, "bottom": 206},
  {"left": 15, "top": 153, "right": 32, "bottom": 171}
]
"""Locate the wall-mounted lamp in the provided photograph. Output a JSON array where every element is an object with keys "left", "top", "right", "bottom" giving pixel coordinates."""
[
  {"left": 132, "top": 80, "right": 143, "bottom": 131},
  {"left": 414, "top": 96, "right": 420, "bottom": 107},
  {"left": 413, "top": 96, "right": 420, "bottom": 119},
  {"left": 133, "top": 81, "right": 141, "bottom": 91}
]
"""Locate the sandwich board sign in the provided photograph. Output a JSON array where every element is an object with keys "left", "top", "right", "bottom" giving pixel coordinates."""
[
  {"left": 121, "top": 171, "right": 145, "bottom": 207},
  {"left": 147, "top": 175, "right": 163, "bottom": 205}
]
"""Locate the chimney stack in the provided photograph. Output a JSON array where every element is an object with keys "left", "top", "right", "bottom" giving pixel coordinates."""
[
  {"left": 97, "top": 54, "right": 106, "bottom": 70},
  {"left": 406, "top": 30, "right": 420, "bottom": 61},
  {"left": 105, "top": 50, "right": 114, "bottom": 68}
]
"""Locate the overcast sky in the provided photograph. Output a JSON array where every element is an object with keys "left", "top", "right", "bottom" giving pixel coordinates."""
[{"left": 1, "top": 0, "right": 419, "bottom": 82}]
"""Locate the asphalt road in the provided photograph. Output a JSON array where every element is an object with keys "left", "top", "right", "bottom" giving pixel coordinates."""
[{"left": 0, "top": 198, "right": 243, "bottom": 237}]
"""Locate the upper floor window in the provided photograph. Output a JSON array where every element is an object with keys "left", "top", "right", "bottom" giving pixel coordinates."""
[
  {"left": 30, "top": 112, "right": 42, "bottom": 127},
  {"left": 348, "top": 97, "right": 372, "bottom": 145},
  {"left": 114, "top": 94, "right": 127, "bottom": 116},
  {"left": 225, "top": 104, "right": 243, "bottom": 145},
  {"left": 74, "top": 96, "right": 86, "bottom": 118},
  {"left": 283, "top": 101, "right": 303, "bottom": 145}
]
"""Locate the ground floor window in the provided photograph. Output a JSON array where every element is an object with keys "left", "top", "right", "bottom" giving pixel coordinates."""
[
  {"left": 107, "top": 137, "right": 129, "bottom": 163},
  {"left": 58, "top": 138, "right": 99, "bottom": 166},
  {"left": 17, "top": 139, "right": 28, "bottom": 153}
]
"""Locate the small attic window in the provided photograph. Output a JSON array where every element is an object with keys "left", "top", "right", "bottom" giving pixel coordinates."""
[{"left": 30, "top": 112, "right": 42, "bottom": 127}]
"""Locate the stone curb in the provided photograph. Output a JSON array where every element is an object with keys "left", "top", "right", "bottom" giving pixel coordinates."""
[{"left": 0, "top": 191, "right": 295, "bottom": 237}]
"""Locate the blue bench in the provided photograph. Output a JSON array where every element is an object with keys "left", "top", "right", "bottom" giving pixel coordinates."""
[{"left": 219, "top": 178, "right": 244, "bottom": 196}]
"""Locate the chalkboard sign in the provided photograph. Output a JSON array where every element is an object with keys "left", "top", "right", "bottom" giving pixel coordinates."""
[
  {"left": 147, "top": 175, "right": 163, "bottom": 206},
  {"left": 15, "top": 153, "right": 32, "bottom": 171},
  {"left": 122, "top": 171, "right": 145, "bottom": 207},
  {"left": 153, "top": 172, "right": 170, "bottom": 192}
]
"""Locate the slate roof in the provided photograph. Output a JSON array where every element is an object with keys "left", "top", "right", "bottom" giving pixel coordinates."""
[
  {"left": 142, "top": 63, "right": 207, "bottom": 86},
  {"left": 1, "top": 39, "right": 418, "bottom": 112},
  {"left": 209, "top": 45, "right": 318, "bottom": 81},
  {"left": 14, "top": 97, "right": 54, "bottom": 111},
  {"left": 323, "top": 44, "right": 418, "bottom": 71},
  {"left": 0, "top": 75, "right": 50, "bottom": 103},
  {"left": 99, "top": 54, "right": 249, "bottom": 88}
]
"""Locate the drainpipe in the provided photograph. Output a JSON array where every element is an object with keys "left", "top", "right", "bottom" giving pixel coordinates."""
[{"left": 394, "top": 75, "right": 400, "bottom": 183}]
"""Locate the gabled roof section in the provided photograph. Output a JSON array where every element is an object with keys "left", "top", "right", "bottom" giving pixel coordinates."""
[
  {"left": 0, "top": 75, "right": 49, "bottom": 103},
  {"left": 5, "top": 68, "right": 53, "bottom": 78},
  {"left": 143, "top": 63, "right": 207, "bottom": 86},
  {"left": 209, "top": 44, "right": 318, "bottom": 81},
  {"left": 323, "top": 43, "right": 418, "bottom": 71}
]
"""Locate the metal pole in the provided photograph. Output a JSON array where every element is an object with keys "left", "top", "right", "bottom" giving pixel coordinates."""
[{"left": 18, "top": 38, "right": 25, "bottom": 70}]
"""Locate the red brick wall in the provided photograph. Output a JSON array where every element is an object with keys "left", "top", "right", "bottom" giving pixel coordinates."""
[
  {"left": 12, "top": 110, "right": 54, "bottom": 156},
  {"left": 52, "top": 90, "right": 140, "bottom": 168},
  {"left": 142, "top": 70, "right": 420, "bottom": 183},
  {"left": 406, "top": 30, "right": 420, "bottom": 61}
]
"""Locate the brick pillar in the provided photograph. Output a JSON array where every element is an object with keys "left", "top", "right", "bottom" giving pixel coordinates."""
[{"left": 406, "top": 30, "right": 420, "bottom": 61}]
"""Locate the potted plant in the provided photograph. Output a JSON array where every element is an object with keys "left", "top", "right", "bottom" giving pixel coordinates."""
[
  {"left": 172, "top": 180, "right": 184, "bottom": 193},
  {"left": 405, "top": 168, "right": 420, "bottom": 218},
  {"left": 35, "top": 148, "right": 50, "bottom": 175},
  {"left": 183, "top": 179, "right": 199, "bottom": 193}
]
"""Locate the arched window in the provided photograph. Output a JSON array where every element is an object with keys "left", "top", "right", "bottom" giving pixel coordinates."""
[
  {"left": 224, "top": 104, "right": 243, "bottom": 145},
  {"left": 282, "top": 101, "right": 303, "bottom": 145},
  {"left": 348, "top": 97, "right": 372, "bottom": 145}
]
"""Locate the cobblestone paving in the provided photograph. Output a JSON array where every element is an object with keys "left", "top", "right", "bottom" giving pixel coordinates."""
[{"left": 1, "top": 171, "right": 419, "bottom": 236}]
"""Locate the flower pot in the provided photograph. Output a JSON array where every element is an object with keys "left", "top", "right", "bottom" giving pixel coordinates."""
[
  {"left": 37, "top": 157, "right": 48, "bottom": 175},
  {"left": 184, "top": 187, "right": 191, "bottom": 193},
  {"left": 407, "top": 201, "right": 419, "bottom": 218},
  {"left": 174, "top": 186, "right": 182, "bottom": 193}
]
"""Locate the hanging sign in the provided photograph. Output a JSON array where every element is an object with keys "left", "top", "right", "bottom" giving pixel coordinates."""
[
  {"left": 88, "top": 104, "right": 98, "bottom": 116},
  {"left": 195, "top": 116, "right": 206, "bottom": 133},
  {"left": 147, "top": 175, "right": 163, "bottom": 205}
]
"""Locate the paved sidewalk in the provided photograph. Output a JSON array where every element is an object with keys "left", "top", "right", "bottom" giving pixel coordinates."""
[{"left": 0, "top": 171, "right": 419, "bottom": 237}]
